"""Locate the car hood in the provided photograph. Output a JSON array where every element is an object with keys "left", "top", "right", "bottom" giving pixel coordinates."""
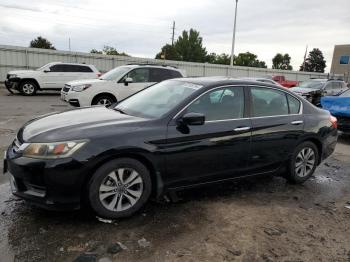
[
  {"left": 8, "top": 70, "right": 37, "bottom": 75},
  {"left": 19, "top": 107, "right": 146, "bottom": 142},
  {"left": 66, "top": 78, "right": 108, "bottom": 86},
  {"left": 289, "top": 87, "right": 321, "bottom": 94}
]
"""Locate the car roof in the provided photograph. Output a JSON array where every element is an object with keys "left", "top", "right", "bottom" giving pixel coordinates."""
[
  {"left": 174, "top": 76, "right": 285, "bottom": 90},
  {"left": 124, "top": 64, "right": 180, "bottom": 71},
  {"left": 51, "top": 62, "right": 95, "bottom": 67}
]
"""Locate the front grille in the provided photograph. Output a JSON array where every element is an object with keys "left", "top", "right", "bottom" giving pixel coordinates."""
[{"left": 62, "top": 85, "right": 70, "bottom": 92}]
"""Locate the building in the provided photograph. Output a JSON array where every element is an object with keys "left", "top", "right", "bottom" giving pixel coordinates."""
[{"left": 331, "top": 44, "right": 350, "bottom": 82}]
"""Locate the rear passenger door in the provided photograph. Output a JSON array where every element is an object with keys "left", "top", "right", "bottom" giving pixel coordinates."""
[{"left": 248, "top": 86, "right": 304, "bottom": 174}]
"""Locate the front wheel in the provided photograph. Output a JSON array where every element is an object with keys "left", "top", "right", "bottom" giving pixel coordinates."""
[
  {"left": 19, "top": 81, "right": 38, "bottom": 96},
  {"left": 91, "top": 95, "right": 116, "bottom": 107},
  {"left": 88, "top": 158, "right": 152, "bottom": 219},
  {"left": 286, "top": 141, "right": 319, "bottom": 184}
]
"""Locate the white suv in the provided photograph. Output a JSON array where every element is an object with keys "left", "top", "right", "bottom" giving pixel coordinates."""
[
  {"left": 5, "top": 62, "right": 101, "bottom": 96},
  {"left": 61, "top": 64, "right": 186, "bottom": 107}
]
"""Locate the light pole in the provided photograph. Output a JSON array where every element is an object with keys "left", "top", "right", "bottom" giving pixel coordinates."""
[{"left": 230, "top": 0, "right": 239, "bottom": 66}]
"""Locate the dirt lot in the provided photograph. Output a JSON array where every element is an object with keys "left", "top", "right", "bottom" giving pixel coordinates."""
[{"left": 0, "top": 86, "right": 350, "bottom": 262}]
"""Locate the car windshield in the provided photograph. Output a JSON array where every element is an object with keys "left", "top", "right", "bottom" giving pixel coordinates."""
[
  {"left": 340, "top": 89, "right": 350, "bottom": 97},
  {"left": 299, "top": 80, "right": 326, "bottom": 89},
  {"left": 100, "top": 66, "right": 131, "bottom": 81},
  {"left": 114, "top": 80, "right": 202, "bottom": 118},
  {"left": 36, "top": 63, "right": 51, "bottom": 71}
]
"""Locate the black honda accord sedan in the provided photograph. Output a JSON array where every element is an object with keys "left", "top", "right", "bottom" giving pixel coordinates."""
[{"left": 4, "top": 77, "right": 337, "bottom": 218}]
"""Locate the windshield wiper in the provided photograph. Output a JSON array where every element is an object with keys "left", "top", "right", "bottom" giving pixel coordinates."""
[{"left": 113, "top": 108, "right": 126, "bottom": 114}]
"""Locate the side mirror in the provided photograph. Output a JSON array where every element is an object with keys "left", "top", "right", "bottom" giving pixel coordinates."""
[
  {"left": 180, "top": 113, "right": 205, "bottom": 126},
  {"left": 124, "top": 77, "right": 133, "bottom": 86},
  {"left": 43, "top": 69, "right": 50, "bottom": 73}
]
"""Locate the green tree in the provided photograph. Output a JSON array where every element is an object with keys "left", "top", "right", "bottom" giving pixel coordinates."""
[
  {"left": 205, "top": 53, "right": 231, "bottom": 65},
  {"left": 155, "top": 44, "right": 181, "bottom": 60},
  {"left": 174, "top": 29, "right": 207, "bottom": 62},
  {"left": 234, "top": 52, "right": 267, "bottom": 68},
  {"left": 299, "top": 48, "right": 326, "bottom": 73},
  {"left": 29, "top": 36, "right": 56, "bottom": 50},
  {"left": 90, "top": 49, "right": 102, "bottom": 54},
  {"left": 90, "top": 46, "right": 129, "bottom": 56},
  {"left": 272, "top": 53, "right": 293, "bottom": 70}
]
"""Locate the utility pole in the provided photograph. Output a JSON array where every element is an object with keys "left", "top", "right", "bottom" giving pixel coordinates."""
[
  {"left": 171, "top": 21, "right": 175, "bottom": 46},
  {"left": 230, "top": 0, "right": 239, "bottom": 66},
  {"left": 302, "top": 45, "right": 308, "bottom": 71}
]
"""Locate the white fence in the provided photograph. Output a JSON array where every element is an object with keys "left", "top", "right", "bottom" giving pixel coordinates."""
[{"left": 0, "top": 44, "right": 328, "bottom": 82}]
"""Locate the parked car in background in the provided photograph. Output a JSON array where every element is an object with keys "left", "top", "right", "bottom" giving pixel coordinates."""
[
  {"left": 5, "top": 77, "right": 337, "bottom": 218},
  {"left": 61, "top": 64, "right": 186, "bottom": 107},
  {"left": 5, "top": 62, "right": 101, "bottom": 96},
  {"left": 321, "top": 89, "right": 350, "bottom": 134},
  {"left": 239, "top": 77, "right": 283, "bottom": 87},
  {"left": 290, "top": 79, "right": 348, "bottom": 106},
  {"left": 272, "top": 75, "right": 298, "bottom": 88}
]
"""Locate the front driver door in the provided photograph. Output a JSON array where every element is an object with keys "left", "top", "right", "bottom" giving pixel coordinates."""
[
  {"left": 164, "top": 86, "right": 252, "bottom": 188},
  {"left": 117, "top": 68, "right": 155, "bottom": 100}
]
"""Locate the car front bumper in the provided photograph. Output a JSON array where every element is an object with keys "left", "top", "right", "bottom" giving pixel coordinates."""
[
  {"left": 5, "top": 78, "right": 20, "bottom": 90},
  {"left": 3, "top": 148, "right": 90, "bottom": 211},
  {"left": 61, "top": 91, "right": 90, "bottom": 107}
]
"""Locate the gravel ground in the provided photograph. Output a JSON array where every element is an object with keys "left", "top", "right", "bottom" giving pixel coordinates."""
[{"left": 0, "top": 86, "right": 350, "bottom": 262}]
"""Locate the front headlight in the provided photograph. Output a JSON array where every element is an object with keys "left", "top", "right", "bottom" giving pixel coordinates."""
[
  {"left": 8, "top": 74, "right": 18, "bottom": 79},
  {"left": 20, "top": 140, "right": 88, "bottom": 159},
  {"left": 71, "top": 84, "right": 91, "bottom": 92}
]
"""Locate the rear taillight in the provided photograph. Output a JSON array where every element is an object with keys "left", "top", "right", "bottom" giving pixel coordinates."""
[
  {"left": 97, "top": 73, "right": 102, "bottom": 77},
  {"left": 329, "top": 115, "right": 337, "bottom": 129}
]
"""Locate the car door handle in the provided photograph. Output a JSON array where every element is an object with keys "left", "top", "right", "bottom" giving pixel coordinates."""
[
  {"left": 291, "top": 120, "right": 303, "bottom": 125},
  {"left": 234, "top": 127, "right": 251, "bottom": 132}
]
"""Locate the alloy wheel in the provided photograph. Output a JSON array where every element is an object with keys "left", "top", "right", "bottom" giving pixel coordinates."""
[
  {"left": 295, "top": 147, "right": 316, "bottom": 178},
  {"left": 22, "top": 83, "right": 35, "bottom": 95},
  {"left": 99, "top": 168, "right": 144, "bottom": 212},
  {"left": 97, "top": 98, "right": 112, "bottom": 106}
]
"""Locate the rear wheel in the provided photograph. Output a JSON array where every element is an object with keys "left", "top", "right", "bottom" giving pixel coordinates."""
[
  {"left": 92, "top": 94, "right": 116, "bottom": 107},
  {"left": 88, "top": 158, "right": 152, "bottom": 219},
  {"left": 19, "top": 81, "right": 38, "bottom": 96},
  {"left": 286, "top": 141, "right": 319, "bottom": 184}
]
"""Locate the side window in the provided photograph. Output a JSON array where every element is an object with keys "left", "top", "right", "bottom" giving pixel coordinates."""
[
  {"left": 287, "top": 94, "right": 301, "bottom": 114},
  {"left": 149, "top": 68, "right": 172, "bottom": 82},
  {"left": 49, "top": 64, "right": 66, "bottom": 72},
  {"left": 324, "top": 82, "right": 334, "bottom": 90},
  {"left": 127, "top": 68, "right": 150, "bottom": 83},
  {"left": 251, "top": 87, "right": 288, "bottom": 117},
  {"left": 68, "top": 65, "right": 93, "bottom": 72},
  {"left": 171, "top": 70, "right": 182, "bottom": 78},
  {"left": 332, "top": 82, "right": 341, "bottom": 90},
  {"left": 186, "top": 87, "right": 244, "bottom": 121}
]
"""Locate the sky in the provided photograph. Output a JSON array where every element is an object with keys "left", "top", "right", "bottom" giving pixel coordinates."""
[{"left": 0, "top": 0, "right": 349, "bottom": 71}]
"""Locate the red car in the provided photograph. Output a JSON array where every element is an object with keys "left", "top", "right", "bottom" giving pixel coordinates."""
[{"left": 272, "top": 75, "right": 299, "bottom": 88}]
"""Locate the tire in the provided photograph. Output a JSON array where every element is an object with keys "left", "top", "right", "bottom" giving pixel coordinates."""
[
  {"left": 19, "top": 80, "right": 38, "bottom": 96},
  {"left": 286, "top": 141, "right": 319, "bottom": 184},
  {"left": 88, "top": 158, "right": 152, "bottom": 219},
  {"left": 92, "top": 95, "right": 116, "bottom": 107}
]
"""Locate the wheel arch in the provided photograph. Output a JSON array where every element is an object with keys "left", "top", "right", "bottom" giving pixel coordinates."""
[
  {"left": 91, "top": 93, "right": 117, "bottom": 105},
  {"left": 19, "top": 78, "right": 41, "bottom": 89},
  {"left": 82, "top": 151, "right": 163, "bottom": 202},
  {"left": 298, "top": 136, "right": 323, "bottom": 165}
]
